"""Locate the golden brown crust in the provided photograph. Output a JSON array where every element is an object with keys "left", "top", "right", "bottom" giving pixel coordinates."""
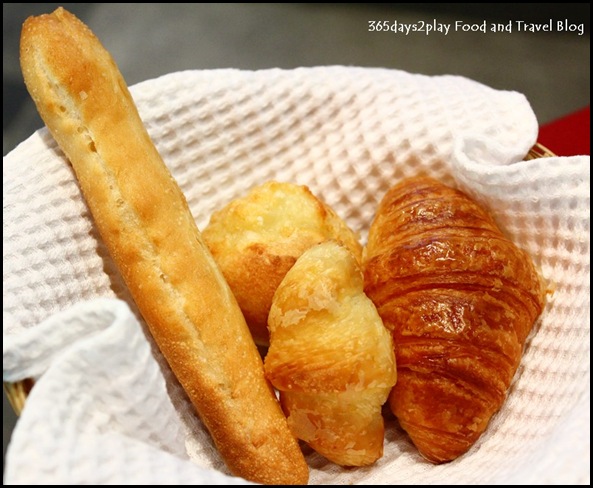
[
  {"left": 265, "top": 241, "right": 396, "bottom": 466},
  {"left": 20, "top": 8, "right": 308, "bottom": 484},
  {"left": 363, "top": 176, "right": 545, "bottom": 463},
  {"left": 203, "top": 181, "right": 362, "bottom": 346}
]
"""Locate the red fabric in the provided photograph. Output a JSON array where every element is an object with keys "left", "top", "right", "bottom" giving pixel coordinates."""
[{"left": 538, "top": 106, "right": 590, "bottom": 156}]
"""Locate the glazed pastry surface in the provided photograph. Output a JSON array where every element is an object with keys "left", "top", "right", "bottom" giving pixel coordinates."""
[{"left": 364, "top": 176, "right": 545, "bottom": 463}]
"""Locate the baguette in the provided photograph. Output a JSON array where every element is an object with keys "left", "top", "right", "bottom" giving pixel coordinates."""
[{"left": 20, "top": 8, "right": 308, "bottom": 484}]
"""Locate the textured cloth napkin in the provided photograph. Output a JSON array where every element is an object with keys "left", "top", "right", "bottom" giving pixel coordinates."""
[{"left": 3, "top": 67, "right": 590, "bottom": 484}]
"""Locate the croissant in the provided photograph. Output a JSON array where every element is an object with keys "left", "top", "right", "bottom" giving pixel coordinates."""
[
  {"left": 265, "top": 241, "right": 397, "bottom": 466},
  {"left": 363, "top": 176, "right": 545, "bottom": 463}
]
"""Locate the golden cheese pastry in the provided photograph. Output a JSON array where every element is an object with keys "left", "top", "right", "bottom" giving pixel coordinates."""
[
  {"left": 265, "top": 241, "right": 397, "bottom": 466},
  {"left": 20, "top": 8, "right": 308, "bottom": 484},
  {"left": 363, "top": 176, "right": 545, "bottom": 463},
  {"left": 203, "top": 181, "right": 362, "bottom": 346}
]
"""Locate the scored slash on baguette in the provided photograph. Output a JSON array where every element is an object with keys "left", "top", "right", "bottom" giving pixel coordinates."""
[{"left": 20, "top": 7, "right": 308, "bottom": 484}]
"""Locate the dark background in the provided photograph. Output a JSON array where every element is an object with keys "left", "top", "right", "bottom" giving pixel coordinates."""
[{"left": 3, "top": 2, "right": 590, "bottom": 473}]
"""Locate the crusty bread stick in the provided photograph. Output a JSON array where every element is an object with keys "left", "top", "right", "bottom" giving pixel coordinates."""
[{"left": 20, "top": 8, "right": 308, "bottom": 484}]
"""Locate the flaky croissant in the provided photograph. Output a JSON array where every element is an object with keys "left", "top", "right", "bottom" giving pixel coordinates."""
[
  {"left": 265, "top": 241, "right": 397, "bottom": 466},
  {"left": 363, "top": 176, "right": 546, "bottom": 463}
]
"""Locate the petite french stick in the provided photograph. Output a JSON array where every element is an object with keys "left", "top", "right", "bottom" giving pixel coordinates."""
[{"left": 20, "top": 8, "right": 308, "bottom": 484}]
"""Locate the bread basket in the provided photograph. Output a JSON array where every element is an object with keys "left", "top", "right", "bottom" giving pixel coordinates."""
[
  {"left": 2, "top": 137, "right": 554, "bottom": 417},
  {"left": 3, "top": 67, "right": 589, "bottom": 484}
]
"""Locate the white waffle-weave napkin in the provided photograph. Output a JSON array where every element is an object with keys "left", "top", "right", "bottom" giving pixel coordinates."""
[{"left": 3, "top": 67, "right": 590, "bottom": 484}]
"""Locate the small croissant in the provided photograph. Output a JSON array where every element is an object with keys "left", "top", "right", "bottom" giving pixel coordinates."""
[
  {"left": 265, "top": 241, "right": 397, "bottom": 466},
  {"left": 363, "top": 176, "right": 546, "bottom": 463}
]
